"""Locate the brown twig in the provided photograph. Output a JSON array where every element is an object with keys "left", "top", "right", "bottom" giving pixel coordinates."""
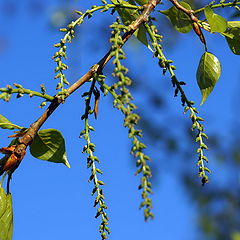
[
  {"left": 168, "top": 0, "right": 207, "bottom": 48},
  {"left": 1, "top": 0, "right": 160, "bottom": 180}
]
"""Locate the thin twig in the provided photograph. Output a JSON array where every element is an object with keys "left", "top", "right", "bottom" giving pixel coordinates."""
[{"left": 194, "top": 1, "right": 240, "bottom": 14}]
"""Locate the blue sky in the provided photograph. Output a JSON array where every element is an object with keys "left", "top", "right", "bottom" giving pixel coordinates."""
[{"left": 0, "top": 1, "right": 239, "bottom": 239}]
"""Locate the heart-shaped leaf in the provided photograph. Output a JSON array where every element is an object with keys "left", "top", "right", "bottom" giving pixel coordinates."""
[
  {"left": 196, "top": 52, "right": 221, "bottom": 105},
  {"left": 30, "top": 129, "right": 70, "bottom": 168},
  {"left": 204, "top": 6, "right": 227, "bottom": 33},
  {"left": 0, "top": 114, "right": 23, "bottom": 130},
  {"left": 160, "top": 2, "right": 192, "bottom": 33},
  {"left": 0, "top": 186, "right": 13, "bottom": 240}
]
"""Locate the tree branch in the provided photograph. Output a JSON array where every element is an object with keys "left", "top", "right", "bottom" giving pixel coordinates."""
[
  {"left": 168, "top": 0, "right": 206, "bottom": 47},
  {"left": 1, "top": 0, "right": 160, "bottom": 177}
]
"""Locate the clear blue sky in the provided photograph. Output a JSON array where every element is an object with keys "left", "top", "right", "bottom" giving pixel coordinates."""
[{"left": 0, "top": 1, "right": 239, "bottom": 239}]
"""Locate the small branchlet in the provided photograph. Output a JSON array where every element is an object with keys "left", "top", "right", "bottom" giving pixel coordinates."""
[
  {"left": 0, "top": 84, "right": 54, "bottom": 102},
  {"left": 146, "top": 23, "right": 210, "bottom": 185},
  {"left": 194, "top": 0, "right": 240, "bottom": 14},
  {"left": 81, "top": 78, "right": 110, "bottom": 240}
]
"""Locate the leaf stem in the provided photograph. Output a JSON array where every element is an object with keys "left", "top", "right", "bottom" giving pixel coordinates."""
[
  {"left": 0, "top": 86, "right": 54, "bottom": 102},
  {"left": 194, "top": 1, "right": 240, "bottom": 14}
]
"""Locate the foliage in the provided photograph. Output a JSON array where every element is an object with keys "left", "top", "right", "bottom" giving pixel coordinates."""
[
  {"left": 30, "top": 129, "right": 70, "bottom": 168},
  {"left": 0, "top": 183, "right": 13, "bottom": 240},
  {"left": 196, "top": 52, "right": 221, "bottom": 105},
  {"left": 0, "top": 0, "right": 240, "bottom": 239}
]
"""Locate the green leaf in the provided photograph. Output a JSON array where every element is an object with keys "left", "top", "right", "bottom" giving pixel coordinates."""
[
  {"left": 204, "top": 6, "right": 227, "bottom": 33},
  {"left": 160, "top": 2, "right": 192, "bottom": 33},
  {"left": 111, "top": 0, "right": 133, "bottom": 25},
  {"left": 134, "top": 0, "right": 148, "bottom": 5},
  {"left": 30, "top": 129, "right": 70, "bottom": 168},
  {"left": 0, "top": 187, "right": 7, "bottom": 218},
  {"left": 196, "top": 52, "right": 221, "bottom": 105},
  {"left": 111, "top": 0, "right": 151, "bottom": 48},
  {"left": 227, "top": 21, "right": 240, "bottom": 28},
  {"left": 232, "top": 232, "right": 240, "bottom": 240},
  {"left": 0, "top": 186, "right": 13, "bottom": 240},
  {"left": 135, "top": 25, "right": 148, "bottom": 46},
  {"left": 0, "top": 114, "right": 23, "bottom": 130},
  {"left": 222, "top": 22, "right": 240, "bottom": 55},
  {"left": 225, "top": 28, "right": 240, "bottom": 55}
]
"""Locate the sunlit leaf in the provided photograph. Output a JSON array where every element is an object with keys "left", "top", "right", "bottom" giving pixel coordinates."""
[
  {"left": 204, "top": 6, "right": 227, "bottom": 33},
  {"left": 227, "top": 21, "right": 240, "bottom": 28},
  {"left": 160, "top": 2, "right": 192, "bottom": 33},
  {"left": 222, "top": 21, "right": 240, "bottom": 55},
  {"left": 0, "top": 114, "right": 23, "bottom": 130},
  {"left": 30, "top": 129, "right": 70, "bottom": 168},
  {"left": 0, "top": 187, "right": 7, "bottom": 218},
  {"left": 196, "top": 52, "right": 221, "bottom": 105},
  {"left": 225, "top": 28, "right": 240, "bottom": 55},
  {"left": 0, "top": 186, "right": 13, "bottom": 240}
]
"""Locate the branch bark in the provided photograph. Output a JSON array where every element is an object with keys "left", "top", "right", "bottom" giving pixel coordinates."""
[{"left": 0, "top": 0, "right": 160, "bottom": 178}]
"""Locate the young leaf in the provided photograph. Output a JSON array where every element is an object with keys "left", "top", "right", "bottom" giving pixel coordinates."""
[
  {"left": 204, "top": 6, "right": 227, "bottom": 33},
  {"left": 223, "top": 22, "right": 240, "bottom": 55},
  {"left": 0, "top": 114, "right": 23, "bottom": 130},
  {"left": 196, "top": 52, "right": 221, "bottom": 105},
  {"left": 0, "top": 187, "right": 13, "bottom": 240},
  {"left": 160, "top": 2, "right": 192, "bottom": 33},
  {"left": 30, "top": 129, "right": 70, "bottom": 168}
]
